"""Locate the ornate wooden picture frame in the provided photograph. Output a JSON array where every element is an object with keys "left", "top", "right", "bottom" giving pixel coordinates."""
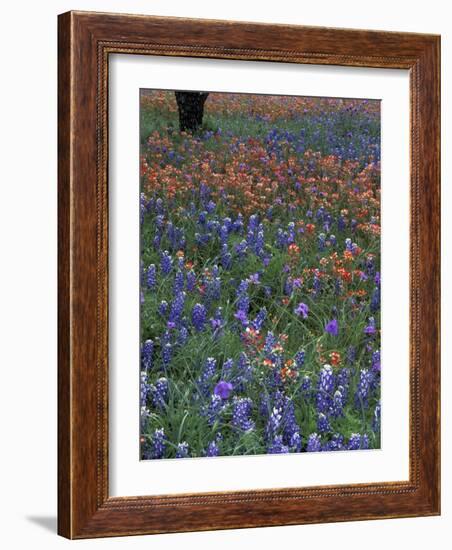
[{"left": 58, "top": 11, "right": 440, "bottom": 539}]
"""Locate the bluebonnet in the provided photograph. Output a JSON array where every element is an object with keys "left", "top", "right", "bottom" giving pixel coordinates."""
[
  {"left": 141, "top": 339, "right": 154, "bottom": 372},
  {"left": 221, "top": 244, "right": 232, "bottom": 270},
  {"left": 206, "top": 274, "right": 221, "bottom": 303},
  {"left": 205, "top": 394, "right": 224, "bottom": 425},
  {"left": 370, "top": 286, "right": 380, "bottom": 312},
  {"left": 371, "top": 350, "right": 381, "bottom": 372},
  {"left": 235, "top": 239, "right": 248, "bottom": 259},
  {"left": 289, "top": 432, "right": 302, "bottom": 452},
  {"left": 158, "top": 300, "right": 168, "bottom": 317},
  {"left": 140, "top": 371, "right": 151, "bottom": 406},
  {"left": 265, "top": 407, "right": 282, "bottom": 443},
  {"left": 192, "top": 303, "right": 207, "bottom": 332},
  {"left": 176, "top": 442, "right": 189, "bottom": 458},
  {"left": 236, "top": 352, "right": 252, "bottom": 389},
  {"left": 317, "top": 412, "right": 331, "bottom": 433},
  {"left": 205, "top": 439, "right": 220, "bottom": 457},
  {"left": 147, "top": 264, "right": 157, "bottom": 290},
  {"left": 264, "top": 332, "right": 277, "bottom": 355},
  {"left": 236, "top": 280, "right": 250, "bottom": 314},
  {"left": 313, "top": 273, "right": 322, "bottom": 297},
  {"left": 323, "top": 433, "right": 345, "bottom": 452},
  {"left": 151, "top": 428, "right": 166, "bottom": 459},
  {"left": 168, "top": 291, "right": 186, "bottom": 325},
  {"left": 347, "top": 433, "right": 369, "bottom": 450},
  {"left": 234, "top": 309, "right": 248, "bottom": 327},
  {"left": 210, "top": 307, "right": 225, "bottom": 333},
  {"left": 373, "top": 400, "right": 381, "bottom": 432},
  {"left": 177, "top": 326, "right": 188, "bottom": 346},
  {"left": 294, "top": 349, "right": 305, "bottom": 369},
  {"left": 301, "top": 375, "right": 311, "bottom": 394},
  {"left": 221, "top": 358, "right": 234, "bottom": 381},
  {"left": 232, "top": 397, "right": 255, "bottom": 431},
  {"left": 267, "top": 435, "right": 289, "bottom": 454},
  {"left": 316, "top": 364, "right": 335, "bottom": 414},
  {"left": 251, "top": 307, "right": 267, "bottom": 331},
  {"left": 186, "top": 270, "right": 196, "bottom": 292},
  {"left": 161, "top": 343, "right": 173, "bottom": 369},
  {"left": 173, "top": 270, "right": 184, "bottom": 294},
  {"left": 160, "top": 250, "right": 173, "bottom": 275},
  {"left": 198, "top": 357, "right": 217, "bottom": 396},
  {"left": 151, "top": 377, "right": 168, "bottom": 409},
  {"left": 282, "top": 398, "right": 300, "bottom": 443},
  {"left": 355, "top": 368, "right": 373, "bottom": 408},
  {"left": 306, "top": 433, "right": 322, "bottom": 452},
  {"left": 346, "top": 346, "right": 356, "bottom": 365},
  {"left": 332, "top": 389, "right": 345, "bottom": 418}
]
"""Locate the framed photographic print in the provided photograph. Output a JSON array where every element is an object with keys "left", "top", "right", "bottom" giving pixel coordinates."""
[{"left": 58, "top": 11, "right": 440, "bottom": 538}]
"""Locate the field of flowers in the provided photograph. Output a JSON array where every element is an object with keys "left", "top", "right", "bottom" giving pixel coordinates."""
[{"left": 139, "top": 90, "right": 381, "bottom": 460}]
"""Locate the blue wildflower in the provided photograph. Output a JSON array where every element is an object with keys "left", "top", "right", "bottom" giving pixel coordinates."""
[
  {"left": 151, "top": 428, "right": 166, "bottom": 459},
  {"left": 232, "top": 397, "right": 255, "bottom": 431},
  {"left": 325, "top": 319, "right": 339, "bottom": 336},
  {"left": 176, "top": 442, "right": 189, "bottom": 458},
  {"left": 306, "top": 433, "right": 322, "bottom": 452},
  {"left": 294, "top": 302, "right": 309, "bottom": 319},
  {"left": 192, "top": 303, "right": 207, "bottom": 332}
]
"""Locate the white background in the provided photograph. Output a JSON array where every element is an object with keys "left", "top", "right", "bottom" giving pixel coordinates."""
[
  {"left": 110, "top": 56, "right": 409, "bottom": 496},
  {"left": 0, "top": 0, "right": 449, "bottom": 548}
]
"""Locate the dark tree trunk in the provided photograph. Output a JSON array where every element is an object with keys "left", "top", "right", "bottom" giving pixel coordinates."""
[{"left": 175, "top": 91, "right": 209, "bottom": 133}]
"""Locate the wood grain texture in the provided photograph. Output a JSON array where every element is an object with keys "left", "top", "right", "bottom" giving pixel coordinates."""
[{"left": 57, "top": 10, "right": 440, "bottom": 539}]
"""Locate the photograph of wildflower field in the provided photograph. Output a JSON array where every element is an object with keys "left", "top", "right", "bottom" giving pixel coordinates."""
[{"left": 139, "top": 89, "right": 381, "bottom": 460}]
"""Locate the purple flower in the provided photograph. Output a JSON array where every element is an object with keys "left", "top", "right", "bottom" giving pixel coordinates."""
[
  {"left": 371, "top": 350, "right": 381, "bottom": 372},
  {"left": 248, "top": 272, "right": 260, "bottom": 284},
  {"left": 306, "top": 433, "right": 322, "bottom": 452},
  {"left": 175, "top": 442, "right": 189, "bottom": 458},
  {"left": 158, "top": 300, "right": 168, "bottom": 317},
  {"left": 140, "top": 371, "right": 151, "bottom": 406},
  {"left": 316, "top": 364, "right": 335, "bottom": 414},
  {"left": 373, "top": 401, "right": 381, "bottom": 432},
  {"left": 317, "top": 412, "right": 331, "bottom": 433},
  {"left": 214, "top": 380, "right": 233, "bottom": 399},
  {"left": 289, "top": 432, "right": 302, "bottom": 452},
  {"left": 168, "top": 291, "right": 186, "bottom": 325},
  {"left": 251, "top": 307, "right": 267, "bottom": 331},
  {"left": 234, "top": 309, "right": 249, "bottom": 326},
  {"left": 205, "top": 441, "right": 220, "bottom": 457},
  {"left": 232, "top": 397, "right": 255, "bottom": 431},
  {"left": 347, "top": 433, "right": 369, "bottom": 450},
  {"left": 147, "top": 264, "right": 156, "bottom": 290},
  {"left": 192, "top": 303, "right": 207, "bottom": 332},
  {"left": 160, "top": 250, "right": 173, "bottom": 275},
  {"left": 141, "top": 339, "right": 154, "bottom": 371},
  {"left": 355, "top": 368, "right": 373, "bottom": 408},
  {"left": 198, "top": 357, "right": 217, "bottom": 396},
  {"left": 294, "top": 349, "right": 305, "bottom": 368},
  {"left": 364, "top": 316, "right": 377, "bottom": 335},
  {"left": 267, "top": 435, "right": 289, "bottom": 454},
  {"left": 204, "top": 394, "right": 223, "bottom": 425},
  {"left": 294, "top": 302, "right": 309, "bottom": 319},
  {"left": 186, "top": 270, "right": 197, "bottom": 292},
  {"left": 325, "top": 318, "right": 339, "bottom": 336},
  {"left": 151, "top": 428, "right": 166, "bottom": 459},
  {"left": 151, "top": 377, "right": 168, "bottom": 409}
]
